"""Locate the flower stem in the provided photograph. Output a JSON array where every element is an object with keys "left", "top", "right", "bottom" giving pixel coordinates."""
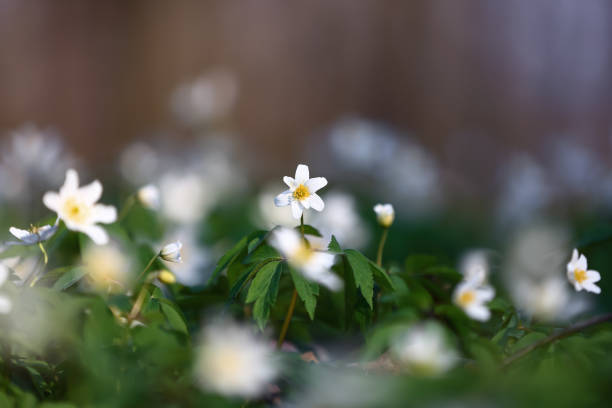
[
  {"left": 502, "top": 312, "right": 612, "bottom": 368},
  {"left": 38, "top": 242, "right": 48, "bottom": 265},
  {"left": 135, "top": 252, "right": 159, "bottom": 284},
  {"left": 128, "top": 283, "right": 151, "bottom": 322},
  {"left": 376, "top": 228, "right": 389, "bottom": 267},
  {"left": 117, "top": 195, "right": 136, "bottom": 222},
  {"left": 277, "top": 289, "right": 298, "bottom": 349}
]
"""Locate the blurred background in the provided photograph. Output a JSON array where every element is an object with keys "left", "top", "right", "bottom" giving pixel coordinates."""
[{"left": 2, "top": 0, "right": 612, "bottom": 271}]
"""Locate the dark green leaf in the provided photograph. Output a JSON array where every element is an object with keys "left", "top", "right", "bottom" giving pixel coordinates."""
[
  {"left": 345, "top": 249, "right": 374, "bottom": 309},
  {"left": 295, "top": 224, "right": 322, "bottom": 237},
  {"left": 246, "top": 260, "right": 281, "bottom": 303},
  {"left": 52, "top": 267, "right": 87, "bottom": 290},
  {"left": 289, "top": 266, "right": 318, "bottom": 319},
  {"left": 328, "top": 235, "right": 342, "bottom": 253}
]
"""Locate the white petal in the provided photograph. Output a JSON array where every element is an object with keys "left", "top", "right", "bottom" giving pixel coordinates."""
[
  {"left": 269, "top": 228, "right": 301, "bottom": 257},
  {"left": 9, "top": 227, "right": 31, "bottom": 241},
  {"left": 466, "top": 305, "right": 490, "bottom": 321},
  {"left": 290, "top": 201, "right": 303, "bottom": 219},
  {"left": 81, "top": 225, "right": 109, "bottom": 245},
  {"left": 301, "top": 198, "right": 310, "bottom": 209},
  {"left": 43, "top": 192, "right": 61, "bottom": 212},
  {"left": 587, "top": 270, "right": 601, "bottom": 283},
  {"left": 283, "top": 176, "right": 296, "bottom": 189},
  {"left": 305, "top": 177, "right": 327, "bottom": 193},
  {"left": 574, "top": 282, "right": 582, "bottom": 292},
  {"left": 583, "top": 281, "right": 601, "bottom": 294},
  {"left": 294, "top": 164, "right": 309, "bottom": 184},
  {"left": 274, "top": 191, "right": 292, "bottom": 207},
  {"left": 571, "top": 248, "right": 579, "bottom": 263},
  {"left": 60, "top": 169, "right": 79, "bottom": 196},
  {"left": 316, "top": 272, "right": 343, "bottom": 291},
  {"left": 308, "top": 194, "right": 324, "bottom": 211},
  {"left": 312, "top": 252, "right": 336, "bottom": 269},
  {"left": 91, "top": 204, "right": 117, "bottom": 224},
  {"left": 0, "top": 265, "right": 8, "bottom": 285},
  {"left": 475, "top": 285, "right": 495, "bottom": 302},
  {"left": 37, "top": 225, "right": 58, "bottom": 241},
  {"left": 79, "top": 180, "right": 103, "bottom": 204},
  {"left": 0, "top": 296, "right": 12, "bottom": 314},
  {"left": 577, "top": 254, "right": 588, "bottom": 271}
]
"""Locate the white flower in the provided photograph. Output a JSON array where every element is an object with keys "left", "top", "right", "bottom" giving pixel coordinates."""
[
  {"left": 159, "top": 171, "right": 214, "bottom": 224},
  {"left": 515, "top": 277, "right": 571, "bottom": 321},
  {"left": 195, "top": 320, "right": 278, "bottom": 397},
  {"left": 8, "top": 222, "right": 58, "bottom": 245},
  {"left": 391, "top": 322, "right": 458, "bottom": 376},
  {"left": 82, "top": 243, "right": 132, "bottom": 293},
  {"left": 452, "top": 280, "right": 495, "bottom": 321},
  {"left": 269, "top": 227, "right": 340, "bottom": 290},
  {"left": 566, "top": 248, "right": 601, "bottom": 294},
  {"left": 373, "top": 203, "right": 395, "bottom": 228},
  {"left": 137, "top": 184, "right": 161, "bottom": 210},
  {"left": 160, "top": 241, "right": 183, "bottom": 263},
  {"left": 43, "top": 169, "right": 117, "bottom": 245},
  {"left": 459, "top": 250, "right": 490, "bottom": 285},
  {"left": 165, "top": 228, "right": 212, "bottom": 286},
  {"left": 310, "top": 191, "right": 369, "bottom": 249},
  {"left": 0, "top": 264, "right": 12, "bottom": 313},
  {"left": 274, "top": 164, "right": 328, "bottom": 219}
]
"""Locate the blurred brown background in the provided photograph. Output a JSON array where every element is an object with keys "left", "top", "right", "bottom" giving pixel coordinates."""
[{"left": 1, "top": 0, "right": 610, "bottom": 171}]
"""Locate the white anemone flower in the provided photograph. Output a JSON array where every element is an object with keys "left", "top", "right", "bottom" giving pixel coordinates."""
[
  {"left": 373, "top": 203, "right": 395, "bottom": 228},
  {"left": 43, "top": 169, "right": 117, "bottom": 245},
  {"left": 269, "top": 227, "right": 340, "bottom": 290},
  {"left": 137, "top": 184, "right": 161, "bottom": 210},
  {"left": 0, "top": 264, "right": 12, "bottom": 313},
  {"left": 274, "top": 164, "right": 328, "bottom": 219},
  {"left": 82, "top": 243, "right": 132, "bottom": 293},
  {"left": 459, "top": 250, "right": 490, "bottom": 286},
  {"left": 391, "top": 322, "right": 458, "bottom": 376},
  {"left": 160, "top": 241, "right": 183, "bottom": 263},
  {"left": 566, "top": 249, "right": 601, "bottom": 294},
  {"left": 452, "top": 280, "right": 495, "bottom": 321},
  {"left": 7, "top": 222, "right": 58, "bottom": 245},
  {"left": 515, "top": 277, "right": 571, "bottom": 321},
  {"left": 195, "top": 320, "right": 278, "bottom": 398}
]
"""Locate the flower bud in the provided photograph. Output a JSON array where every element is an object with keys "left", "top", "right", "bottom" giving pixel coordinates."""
[
  {"left": 157, "top": 269, "right": 176, "bottom": 284},
  {"left": 137, "top": 184, "right": 161, "bottom": 210},
  {"left": 160, "top": 241, "right": 183, "bottom": 263},
  {"left": 373, "top": 203, "right": 395, "bottom": 228}
]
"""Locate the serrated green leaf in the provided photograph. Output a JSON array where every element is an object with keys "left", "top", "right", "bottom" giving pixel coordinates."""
[
  {"left": 252, "top": 264, "right": 282, "bottom": 329},
  {"left": 369, "top": 261, "right": 395, "bottom": 291},
  {"left": 289, "top": 266, "right": 318, "bottom": 319},
  {"left": 157, "top": 297, "right": 189, "bottom": 335},
  {"left": 345, "top": 249, "right": 374, "bottom": 309},
  {"left": 296, "top": 224, "right": 322, "bottom": 237},
  {"left": 328, "top": 235, "right": 342, "bottom": 253},
  {"left": 243, "top": 244, "right": 279, "bottom": 264},
  {"left": 246, "top": 260, "right": 281, "bottom": 303},
  {"left": 209, "top": 232, "right": 266, "bottom": 285}
]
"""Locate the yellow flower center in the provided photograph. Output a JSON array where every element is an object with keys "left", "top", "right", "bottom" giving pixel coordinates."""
[
  {"left": 292, "top": 243, "right": 314, "bottom": 266},
  {"left": 63, "top": 197, "right": 90, "bottom": 224},
  {"left": 293, "top": 184, "right": 310, "bottom": 201},
  {"left": 574, "top": 268, "right": 587, "bottom": 284},
  {"left": 458, "top": 290, "right": 475, "bottom": 307}
]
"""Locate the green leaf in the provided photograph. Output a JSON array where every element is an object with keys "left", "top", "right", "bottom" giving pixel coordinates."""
[
  {"left": 404, "top": 255, "right": 438, "bottom": 274},
  {"left": 345, "top": 249, "right": 374, "bottom": 309},
  {"left": 243, "top": 244, "right": 279, "bottom": 264},
  {"left": 208, "top": 231, "right": 266, "bottom": 285},
  {"left": 289, "top": 266, "right": 318, "bottom": 319},
  {"left": 509, "top": 332, "right": 548, "bottom": 354},
  {"left": 296, "top": 224, "right": 322, "bottom": 237},
  {"left": 252, "top": 263, "right": 282, "bottom": 329},
  {"left": 246, "top": 261, "right": 281, "bottom": 303},
  {"left": 369, "top": 261, "right": 395, "bottom": 291},
  {"left": 328, "top": 235, "right": 343, "bottom": 253},
  {"left": 52, "top": 267, "right": 87, "bottom": 290},
  {"left": 156, "top": 297, "right": 189, "bottom": 335}
]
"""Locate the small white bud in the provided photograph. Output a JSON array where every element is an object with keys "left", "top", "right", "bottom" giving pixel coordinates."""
[
  {"left": 160, "top": 241, "right": 183, "bottom": 263},
  {"left": 373, "top": 203, "right": 395, "bottom": 228},
  {"left": 137, "top": 184, "right": 161, "bottom": 210}
]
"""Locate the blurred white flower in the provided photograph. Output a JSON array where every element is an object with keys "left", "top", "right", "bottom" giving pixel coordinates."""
[
  {"left": 7, "top": 222, "right": 58, "bottom": 245},
  {"left": 137, "top": 184, "right": 161, "bottom": 210},
  {"left": 373, "top": 203, "right": 395, "bottom": 228},
  {"left": 274, "top": 164, "right": 327, "bottom": 219},
  {"left": 269, "top": 227, "right": 340, "bottom": 290},
  {"left": 453, "top": 280, "right": 495, "bottom": 321},
  {"left": 195, "top": 319, "right": 277, "bottom": 397},
  {"left": 256, "top": 186, "right": 296, "bottom": 229},
  {"left": 0, "top": 124, "right": 75, "bottom": 203},
  {"left": 1, "top": 256, "right": 38, "bottom": 286},
  {"left": 566, "top": 249, "right": 601, "bottom": 294},
  {"left": 159, "top": 171, "right": 214, "bottom": 224},
  {"left": 160, "top": 241, "right": 183, "bottom": 263},
  {"left": 0, "top": 264, "right": 12, "bottom": 313},
  {"left": 43, "top": 169, "right": 117, "bottom": 245},
  {"left": 310, "top": 191, "right": 369, "bottom": 249},
  {"left": 119, "top": 142, "right": 160, "bottom": 186},
  {"left": 171, "top": 69, "right": 238, "bottom": 127},
  {"left": 82, "top": 242, "right": 132, "bottom": 293},
  {"left": 514, "top": 277, "right": 571, "bottom": 322},
  {"left": 391, "top": 322, "right": 458, "bottom": 376},
  {"left": 459, "top": 250, "right": 490, "bottom": 285}
]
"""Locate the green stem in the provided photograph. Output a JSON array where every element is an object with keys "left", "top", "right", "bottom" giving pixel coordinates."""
[
  {"left": 376, "top": 228, "right": 389, "bottom": 267},
  {"left": 502, "top": 312, "right": 612, "bottom": 368},
  {"left": 38, "top": 242, "right": 48, "bottom": 265},
  {"left": 128, "top": 283, "right": 151, "bottom": 322},
  {"left": 117, "top": 195, "right": 136, "bottom": 222},
  {"left": 135, "top": 253, "right": 159, "bottom": 284},
  {"left": 276, "top": 289, "right": 298, "bottom": 349}
]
